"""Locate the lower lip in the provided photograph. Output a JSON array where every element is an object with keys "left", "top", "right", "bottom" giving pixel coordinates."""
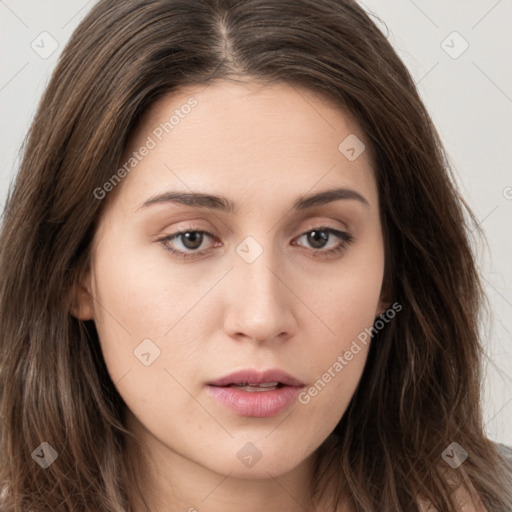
[{"left": 206, "top": 385, "right": 303, "bottom": 417}]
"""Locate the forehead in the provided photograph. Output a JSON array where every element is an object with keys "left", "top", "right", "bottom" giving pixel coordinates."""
[{"left": 112, "top": 80, "right": 378, "bottom": 213}]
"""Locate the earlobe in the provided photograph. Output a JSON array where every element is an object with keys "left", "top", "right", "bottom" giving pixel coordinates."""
[
  {"left": 376, "top": 268, "right": 393, "bottom": 317},
  {"left": 376, "top": 299, "right": 391, "bottom": 318},
  {"left": 375, "top": 295, "right": 392, "bottom": 319},
  {"left": 70, "top": 272, "right": 95, "bottom": 320}
]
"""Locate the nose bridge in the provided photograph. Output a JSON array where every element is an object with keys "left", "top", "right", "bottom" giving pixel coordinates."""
[{"left": 225, "top": 234, "right": 295, "bottom": 341}]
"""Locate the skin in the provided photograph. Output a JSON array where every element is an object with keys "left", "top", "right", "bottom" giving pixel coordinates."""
[{"left": 74, "top": 80, "right": 389, "bottom": 511}]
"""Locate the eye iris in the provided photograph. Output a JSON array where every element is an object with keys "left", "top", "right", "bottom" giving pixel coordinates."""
[
  {"left": 307, "top": 230, "right": 328, "bottom": 249},
  {"left": 182, "top": 231, "right": 203, "bottom": 250},
  {"left": 175, "top": 229, "right": 336, "bottom": 252}
]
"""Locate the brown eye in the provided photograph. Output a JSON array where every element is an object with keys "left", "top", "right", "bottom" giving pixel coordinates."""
[
  {"left": 159, "top": 229, "right": 218, "bottom": 258},
  {"left": 294, "top": 227, "right": 354, "bottom": 256},
  {"left": 306, "top": 230, "right": 329, "bottom": 249},
  {"left": 180, "top": 231, "right": 204, "bottom": 250}
]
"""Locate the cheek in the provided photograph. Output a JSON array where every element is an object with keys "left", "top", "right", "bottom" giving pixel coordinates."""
[
  {"left": 92, "top": 225, "right": 214, "bottom": 324},
  {"left": 297, "top": 236, "right": 385, "bottom": 353},
  {"left": 294, "top": 289, "right": 375, "bottom": 452},
  {"left": 90, "top": 239, "right": 230, "bottom": 425},
  {"left": 296, "top": 343, "right": 369, "bottom": 446},
  {"left": 90, "top": 247, "right": 210, "bottom": 433},
  {"left": 292, "top": 239, "right": 384, "bottom": 432}
]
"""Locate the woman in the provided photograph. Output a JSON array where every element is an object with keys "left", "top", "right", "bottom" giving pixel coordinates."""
[{"left": 0, "top": 0, "right": 510, "bottom": 510}]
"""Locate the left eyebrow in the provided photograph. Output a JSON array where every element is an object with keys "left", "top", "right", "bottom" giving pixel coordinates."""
[
  {"left": 138, "top": 187, "right": 370, "bottom": 212},
  {"left": 293, "top": 187, "right": 370, "bottom": 210}
]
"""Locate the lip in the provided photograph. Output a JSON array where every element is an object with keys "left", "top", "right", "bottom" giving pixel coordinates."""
[
  {"left": 207, "top": 368, "right": 305, "bottom": 387},
  {"left": 206, "top": 368, "right": 305, "bottom": 418}
]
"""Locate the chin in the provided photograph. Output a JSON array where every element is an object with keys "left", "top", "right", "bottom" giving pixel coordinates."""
[{"left": 198, "top": 437, "right": 314, "bottom": 480}]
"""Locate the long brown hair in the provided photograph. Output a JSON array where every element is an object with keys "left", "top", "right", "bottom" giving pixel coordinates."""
[{"left": 1, "top": 0, "right": 510, "bottom": 510}]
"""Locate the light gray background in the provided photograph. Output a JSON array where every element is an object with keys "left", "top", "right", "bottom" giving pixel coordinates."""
[{"left": 1, "top": 0, "right": 511, "bottom": 444}]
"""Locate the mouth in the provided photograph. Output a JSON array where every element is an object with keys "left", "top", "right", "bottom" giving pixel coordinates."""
[
  {"left": 207, "top": 368, "right": 305, "bottom": 388},
  {"left": 219, "top": 382, "right": 285, "bottom": 392},
  {"left": 206, "top": 368, "right": 305, "bottom": 417}
]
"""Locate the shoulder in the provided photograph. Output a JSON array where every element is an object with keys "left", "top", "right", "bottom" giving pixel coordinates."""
[
  {"left": 496, "top": 443, "right": 512, "bottom": 486},
  {"left": 496, "top": 443, "right": 512, "bottom": 462}
]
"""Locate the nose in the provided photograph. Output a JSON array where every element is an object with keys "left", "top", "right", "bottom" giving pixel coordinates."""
[{"left": 222, "top": 242, "right": 298, "bottom": 344}]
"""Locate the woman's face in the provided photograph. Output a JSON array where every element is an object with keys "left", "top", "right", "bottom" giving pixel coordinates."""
[{"left": 77, "top": 80, "right": 386, "bottom": 481}]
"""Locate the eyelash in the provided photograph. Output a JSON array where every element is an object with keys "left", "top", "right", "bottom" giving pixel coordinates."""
[{"left": 158, "top": 226, "right": 354, "bottom": 260}]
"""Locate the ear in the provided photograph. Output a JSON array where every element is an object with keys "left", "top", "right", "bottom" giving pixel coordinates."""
[
  {"left": 70, "top": 266, "right": 95, "bottom": 320},
  {"left": 376, "top": 298, "right": 391, "bottom": 317},
  {"left": 376, "top": 269, "right": 392, "bottom": 317}
]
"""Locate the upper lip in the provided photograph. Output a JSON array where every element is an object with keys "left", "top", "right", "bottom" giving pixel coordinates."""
[{"left": 207, "top": 368, "right": 305, "bottom": 387}]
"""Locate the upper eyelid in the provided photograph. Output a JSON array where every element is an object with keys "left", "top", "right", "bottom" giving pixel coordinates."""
[
  {"left": 164, "top": 224, "right": 346, "bottom": 239},
  {"left": 165, "top": 215, "right": 350, "bottom": 236}
]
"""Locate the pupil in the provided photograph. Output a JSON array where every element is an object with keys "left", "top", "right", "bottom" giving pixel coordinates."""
[
  {"left": 182, "top": 232, "right": 203, "bottom": 250},
  {"left": 308, "top": 230, "right": 328, "bottom": 249}
]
